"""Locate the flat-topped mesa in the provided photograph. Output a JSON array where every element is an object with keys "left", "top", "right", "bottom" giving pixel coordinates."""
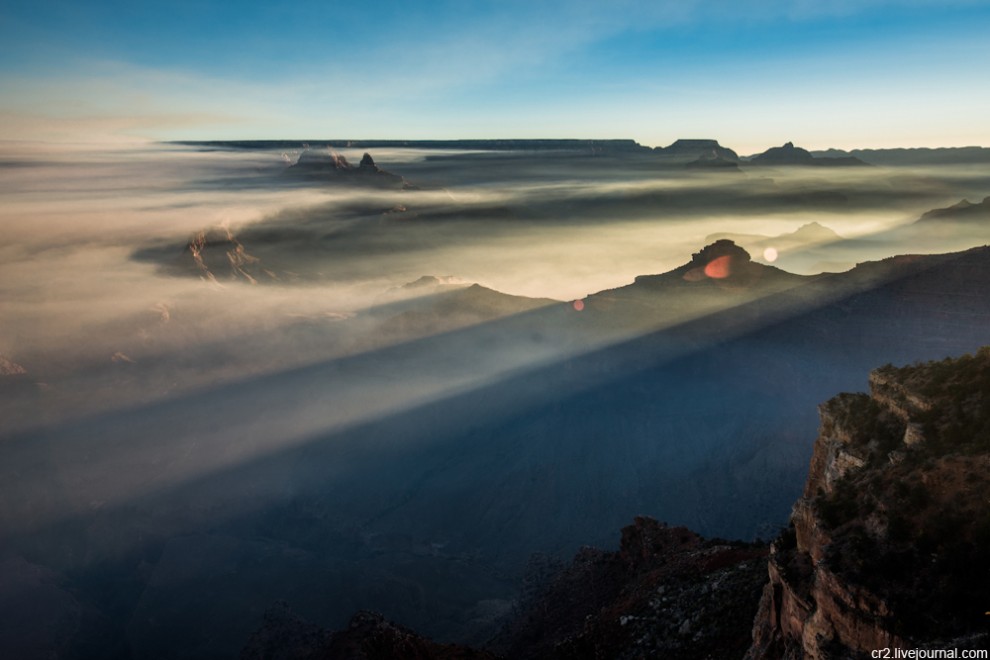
[{"left": 656, "top": 138, "right": 740, "bottom": 162}]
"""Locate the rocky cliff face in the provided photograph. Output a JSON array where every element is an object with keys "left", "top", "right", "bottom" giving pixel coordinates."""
[{"left": 747, "top": 348, "right": 990, "bottom": 659}]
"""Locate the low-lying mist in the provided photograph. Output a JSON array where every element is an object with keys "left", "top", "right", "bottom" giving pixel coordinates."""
[{"left": 2, "top": 140, "right": 989, "bottom": 658}]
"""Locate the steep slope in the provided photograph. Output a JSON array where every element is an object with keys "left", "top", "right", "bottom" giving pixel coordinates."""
[{"left": 748, "top": 349, "right": 990, "bottom": 658}]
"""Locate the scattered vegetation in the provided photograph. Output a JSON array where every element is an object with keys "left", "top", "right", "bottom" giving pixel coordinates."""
[
  {"left": 880, "top": 347, "right": 990, "bottom": 454},
  {"left": 815, "top": 348, "right": 990, "bottom": 640}
]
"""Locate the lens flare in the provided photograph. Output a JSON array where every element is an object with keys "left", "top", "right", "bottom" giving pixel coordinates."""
[{"left": 703, "top": 255, "right": 732, "bottom": 279}]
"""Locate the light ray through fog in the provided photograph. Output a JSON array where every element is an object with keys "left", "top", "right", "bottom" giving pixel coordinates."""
[
  {"left": 2, "top": 140, "right": 990, "bottom": 657},
  {"left": 0, "top": 3, "right": 988, "bottom": 656},
  {"left": 0, "top": 247, "right": 882, "bottom": 533},
  {"left": 2, "top": 142, "right": 988, "bottom": 427},
  {"left": 1, "top": 219, "right": 980, "bottom": 540}
]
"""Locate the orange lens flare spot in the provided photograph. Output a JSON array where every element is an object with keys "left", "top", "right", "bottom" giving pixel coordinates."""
[
  {"left": 572, "top": 299, "right": 585, "bottom": 311},
  {"left": 703, "top": 255, "right": 732, "bottom": 279}
]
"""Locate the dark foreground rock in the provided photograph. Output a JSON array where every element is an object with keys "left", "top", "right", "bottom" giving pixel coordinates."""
[
  {"left": 241, "top": 604, "right": 498, "bottom": 660},
  {"left": 490, "top": 517, "right": 768, "bottom": 660},
  {"left": 243, "top": 518, "right": 767, "bottom": 659}
]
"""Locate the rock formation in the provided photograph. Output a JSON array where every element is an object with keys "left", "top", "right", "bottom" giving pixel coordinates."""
[
  {"left": 656, "top": 138, "right": 740, "bottom": 162},
  {"left": 686, "top": 154, "right": 741, "bottom": 170},
  {"left": 287, "top": 149, "right": 411, "bottom": 188},
  {"left": 185, "top": 225, "right": 277, "bottom": 284},
  {"left": 181, "top": 138, "right": 652, "bottom": 154},
  {"left": 242, "top": 518, "right": 767, "bottom": 659},
  {"left": 241, "top": 603, "right": 497, "bottom": 659},
  {"left": 747, "top": 348, "right": 990, "bottom": 658},
  {"left": 490, "top": 517, "right": 768, "bottom": 660},
  {"left": 809, "top": 147, "right": 990, "bottom": 166},
  {"left": 749, "top": 142, "right": 867, "bottom": 167}
]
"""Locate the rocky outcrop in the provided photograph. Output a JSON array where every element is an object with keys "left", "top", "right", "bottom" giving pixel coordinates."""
[
  {"left": 241, "top": 604, "right": 497, "bottom": 660},
  {"left": 185, "top": 225, "right": 278, "bottom": 284},
  {"left": 287, "top": 150, "right": 411, "bottom": 188},
  {"left": 242, "top": 518, "right": 766, "bottom": 660},
  {"left": 674, "top": 239, "right": 785, "bottom": 286},
  {"left": 867, "top": 369, "right": 933, "bottom": 423},
  {"left": 491, "top": 517, "right": 768, "bottom": 660},
  {"left": 747, "top": 349, "right": 990, "bottom": 659}
]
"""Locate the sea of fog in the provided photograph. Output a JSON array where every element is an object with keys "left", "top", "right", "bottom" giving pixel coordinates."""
[{"left": 2, "top": 141, "right": 989, "bottom": 658}]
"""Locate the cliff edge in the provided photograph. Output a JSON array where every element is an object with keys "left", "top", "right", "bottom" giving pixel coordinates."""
[{"left": 747, "top": 348, "right": 990, "bottom": 659}]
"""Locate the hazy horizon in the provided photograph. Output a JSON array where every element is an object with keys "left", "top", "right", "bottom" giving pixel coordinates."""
[{"left": 3, "top": 1, "right": 990, "bottom": 149}]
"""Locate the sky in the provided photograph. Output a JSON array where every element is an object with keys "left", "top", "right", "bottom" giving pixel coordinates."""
[{"left": 1, "top": 0, "right": 989, "bottom": 152}]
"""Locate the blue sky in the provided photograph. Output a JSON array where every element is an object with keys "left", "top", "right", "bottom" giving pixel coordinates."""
[{"left": 1, "top": 0, "right": 989, "bottom": 150}]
